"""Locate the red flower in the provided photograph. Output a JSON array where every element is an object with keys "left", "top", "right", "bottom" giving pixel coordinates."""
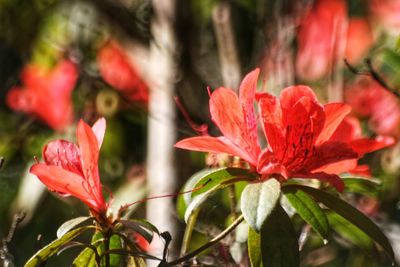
[
  {"left": 175, "top": 69, "right": 261, "bottom": 167},
  {"left": 345, "top": 78, "right": 400, "bottom": 137},
  {"left": 296, "top": 0, "right": 347, "bottom": 80},
  {"left": 97, "top": 41, "right": 149, "bottom": 104},
  {"left": 176, "top": 69, "right": 392, "bottom": 192},
  {"left": 257, "top": 86, "right": 357, "bottom": 191},
  {"left": 30, "top": 118, "right": 108, "bottom": 214},
  {"left": 6, "top": 60, "right": 78, "bottom": 131},
  {"left": 370, "top": 0, "right": 400, "bottom": 34},
  {"left": 345, "top": 18, "right": 374, "bottom": 64}
]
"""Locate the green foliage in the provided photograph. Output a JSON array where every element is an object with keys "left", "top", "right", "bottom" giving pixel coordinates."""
[
  {"left": 283, "top": 187, "right": 330, "bottom": 241},
  {"left": 240, "top": 178, "right": 281, "bottom": 232}
]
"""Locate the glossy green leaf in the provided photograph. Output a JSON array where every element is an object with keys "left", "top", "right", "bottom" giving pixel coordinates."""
[
  {"left": 109, "top": 235, "right": 122, "bottom": 266},
  {"left": 283, "top": 187, "right": 329, "bottom": 241},
  {"left": 341, "top": 177, "right": 380, "bottom": 197},
  {"left": 326, "top": 211, "right": 374, "bottom": 250},
  {"left": 240, "top": 179, "right": 281, "bottom": 231},
  {"left": 260, "top": 205, "right": 299, "bottom": 267},
  {"left": 24, "top": 226, "right": 92, "bottom": 267},
  {"left": 72, "top": 247, "right": 97, "bottom": 267},
  {"left": 248, "top": 227, "right": 263, "bottom": 267},
  {"left": 57, "top": 216, "right": 93, "bottom": 238},
  {"left": 286, "top": 184, "right": 395, "bottom": 263},
  {"left": 184, "top": 183, "right": 221, "bottom": 223},
  {"left": 120, "top": 219, "right": 159, "bottom": 244}
]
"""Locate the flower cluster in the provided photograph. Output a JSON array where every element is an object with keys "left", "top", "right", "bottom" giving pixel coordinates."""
[{"left": 175, "top": 69, "right": 393, "bottom": 191}]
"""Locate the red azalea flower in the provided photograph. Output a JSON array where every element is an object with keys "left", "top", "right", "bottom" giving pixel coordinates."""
[
  {"left": 6, "top": 60, "right": 78, "bottom": 131},
  {"left": 345, "top": 18, "right": 374, "bottom": 65},
  {"left": 345, "top": 78, "right": 400, "bottom": 137},
  {"left": 296, "top": 0, "right": 347, "bottom": 80},
  {"left": 30, "top": 118, "right": 108, "bottom": 214},
  {"left": 257, "top": 86, "right": 357, "bottom": 191},
  {"left": 175, "top": 69, "right": 261, "bottom": 167},
  {"left": 97, "top": 41, "right": 149, "bottom": 104}
]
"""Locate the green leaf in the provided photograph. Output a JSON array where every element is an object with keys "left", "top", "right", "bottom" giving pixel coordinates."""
[
  {"left": 72, "top": 247, "right": 97, "bottom": 267},
  {"left": 184, "top": 183, "right": 221, "bottom": 223},
  {"left": 341, "top": 177, "right": 380, "bottom": 197},
  {"left": 57, "top": 216, "right": 93, "bottom": 238},
  {"left": 109, "top": 235, "right": 122, "bottom": 267},
  {"left": 24, "top": 226, "right": 92, "bottom": 267},
  {"left": 119, "top": 219, "right": 159, "bottom": 244},
  {"left": 283, "top": 187, "right": 329, "bottom": 241},
  {"left": 260, "top": 205, "right": 299, "bottom": 267},
  {"left": 326, "top": 211, "right": 374, "bottom": 250},
  {"left": 286, "top": 184, "right": 395, "bottom": 263},
  {"left": 248, "top": 227, "right": 263, "bottom": 267},
  {"left": 240, "top": 179, "right": 281, "bottom": 231}
]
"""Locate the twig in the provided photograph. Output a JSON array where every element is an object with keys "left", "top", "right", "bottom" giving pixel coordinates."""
[
  {"left": 344, "top": 58, "right": 400, "bottom": 98},
  {"left": 164, "top": 214, "right": 244, "bottom": 266}
]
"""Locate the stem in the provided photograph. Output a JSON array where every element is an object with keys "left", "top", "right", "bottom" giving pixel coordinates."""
[
  {"left": 227, "top": 185, "right": 237, "bottom": 219},
  {"left": 103, "top": 230, "right": 111, "bottom": 267},
  {"left": 165, "top": 214, "right": 244, "bottom": 266},
  {"left": 179, "top": 208, "right": 200, "bottom": 256}
]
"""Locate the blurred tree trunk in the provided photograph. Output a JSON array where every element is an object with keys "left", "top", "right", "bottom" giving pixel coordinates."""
[{"left": 146, "top": 0, "right": 179, "bottom": 264}]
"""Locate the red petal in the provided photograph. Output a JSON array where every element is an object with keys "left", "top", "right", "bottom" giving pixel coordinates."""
[
  {"left": 308, "top": 142, "right": 358, "bottom": 172},
  {"left": 279, "top": 85, "right": 318, "bottom": 110},
  {"left": 76, "top": 120, "right": 102, "bottom": 191},
  {"left": 210, "top": 88, "right": 259, "bottom": 164},
  {"left": 175, "top": 136, "right": 256, "bottom": 166},
  {"left": 257, "top": 150, "right": 288, "bottom": 178},
  {"left": 330, "top": 116, "right": 362, "bottom": 143},
  {"left": 282, "top": 97, "right": 325, "bottom": 170},
  {"left": 350, "top": 136, "right": 395, "bottom": 156},
  {"left": 30, "top": 164, "right": 106, "bottom": 212},
  {"left": 316, "top": 103, "right": 351, "bottom": 144},
  {"left": 239, "top": 68, "right": 261, "bottom": 156},
  {"left": 313, "top": 159, "right": 358, "bottom": 174},
  {"left": 43, "top": 140, "right": 83, "bottom": 176},
  {"left": 258, "top": 94, "right": 285, "bottom": 153},
  {"left": 296, "top": 172, "right": 345, "bottom": 192},
  {"left": 92, "top": 117, "right": 106, "bottom": 149}
]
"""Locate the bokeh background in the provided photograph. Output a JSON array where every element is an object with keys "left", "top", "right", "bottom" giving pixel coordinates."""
[{"left": 1, "top": 0, "right": 400, "bottom": 266}]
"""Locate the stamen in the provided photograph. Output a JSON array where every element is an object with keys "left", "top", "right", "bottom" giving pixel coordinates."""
[{"left": 174, "top": 96, "right": 209, "bottom": 136}]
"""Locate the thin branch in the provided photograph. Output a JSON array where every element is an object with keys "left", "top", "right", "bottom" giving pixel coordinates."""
[
  {"left": 344, "top": 58, "right": 400, "bottom": 98},
  {"left": 164, "top": 214, "right": 244, "bottom": 267}
]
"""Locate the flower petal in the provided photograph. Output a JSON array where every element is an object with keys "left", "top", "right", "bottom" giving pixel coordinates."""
[
  {"left": 316, "top": 103, "right": 351, "bottom": 144},
  {"left": 257, "top": 150, "right": 288, "bottom": 178},
  {"left": 239, "top": 68, "right": 261, "bottom": 155},
  {"left": 210, "top": 87, "right": 259, "bottom": 164},
  {"left": 280, "top": 85, "right": 318, "bottom": 110},
  {"left": 312, "top": 159, "right": 358, "bottom": 174},
  {"left": 349, "top": 136, "right": 395, "bottom": 156},
  {"left": 30, "top": 163, "right": 105, "bottom": 212},
  {"left": 258, "top": 93, "right": 285, "bottom": 153},
  {"left": 296, "top": 172, "right": 345, "bottom": 192},
  {"left": 76, "top": 119, "right": 102, "bottom": 193},
  {"left": 43, "top": 139, "right": 83, "bottom": 176},
  {"left": 92, "top": 117, "right": 106, "bottom": 149},
  {"left": 175, "top": 136, "right": 256, "bottom": 166},
  {"left": 308, "top": 142, "right": 358, "bottom": 172}
]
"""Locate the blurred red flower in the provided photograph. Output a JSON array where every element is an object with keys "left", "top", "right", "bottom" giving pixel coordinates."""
[
  {"left": 345, "top": 18, "right": 374, "bottom": 64},
  {"left": 296, "top": 0, "right": 347, "bottom": 80},
  {"left": 370, "top": 0, "right": 400, "bottom": 34},
  {"left": 345, "top": 78, "right": 400, "bottom": 137},
  {"left": 6, "top": 60, "right": 78, "bottom": 131},
  {"left": 30, "top": 118, "right": 108, "bottom": 214},
  {"left": 175, "top": 69, "right": 261, "bottom": 167},
  {"left": 97, "top": 41, "right": 149, "bottom": 104}
]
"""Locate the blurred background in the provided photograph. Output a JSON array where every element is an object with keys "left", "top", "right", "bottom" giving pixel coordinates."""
[{"left": 1, "top": 0, "right": 400, "bottom": 266}]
